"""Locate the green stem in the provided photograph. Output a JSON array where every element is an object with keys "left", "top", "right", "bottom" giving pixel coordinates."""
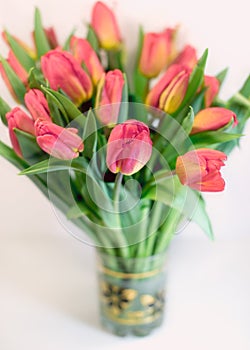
[{"left": 143, "top": 170, "right": 176, "bottom": 196}]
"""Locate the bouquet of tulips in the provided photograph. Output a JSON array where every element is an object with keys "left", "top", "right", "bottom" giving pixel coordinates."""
[{"left": 0, "top": 1, "right": 249, "bottom": 259}]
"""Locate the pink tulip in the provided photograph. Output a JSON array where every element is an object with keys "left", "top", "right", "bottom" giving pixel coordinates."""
[
  {"left": 25, "top": 89, "right": 52, "bottom": 122},
  {"left": 172, "top": 45, "right": 197, "bottom": 70},
  {"left": 70, "top": 36, "right": 104, "bottom": 85},
  {"left": 176, "top": 148, "right": 227, "bottom": 192},
  {"left": 106, "top": 120, "right": 152, "bottom": 175},
  {"left": 35, "top": 119, "right": 84, "bottom": 160},
  {"left": 204, "top": 75, "right": 220, "bottom": 107},
  {"left": 91, "top": 1, "right": 122, "bottom": 50},
  {"left": 41, "top": 49, "right": 93, "bottom": 106},
  {"left": 146, "top": 64, "right": 190, "bottom": 113},
  {"left": 6, "top": 107, "right": 35, "bottom": 157},
  {"left": 139, "top": 28, "right": 177, "bottom": 78},
  {"left": 190, "top": 107, "right": 238, "bottom": 135},
  {"left": 95, "top": 69, "right": 125, "bottom": 126}
]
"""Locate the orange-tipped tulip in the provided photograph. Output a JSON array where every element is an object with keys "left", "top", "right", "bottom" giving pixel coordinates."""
[
  {"left": 204, "top": 75, "right": 220, "bottom": 107},
  {"left": 190, "top": 107, "right": 238, "bottom": 135},
  {"left": 139, "top": 28, "right": 177, "bottom": 78},
  {"left": 173, "top": 45, "right": 197, "bottom": 70},
  {"left": 91, "top": 1, "right": 122, "bottom": 50},
  {"left": 25, "top": 89, "right": 52, "bottom": 122},
  {"left": 70, "top": 36, "right": 104, "bottom": 85},
  {"left": 95, "top": 69, "right": 124, "bottom": 126},
  {"left": 41, "top": 49, "right": 93, "bottom": 106},
  {"left": 176, "top": 148, "right": 227, "bottom": 192},
  {"left": 146, "top": 64, "right": 190, "bottom": 113},
  {"left": 106, "top": 120, "right": 152, "bottom": 175},
  {"left": 6, "top": 107, "right": 35, "bottom": 157},
  {"left": 35, "top": 119, "right": 84, "bottom": 160}
]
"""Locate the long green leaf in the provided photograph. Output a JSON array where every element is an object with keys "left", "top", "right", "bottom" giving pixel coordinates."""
[
  {"left": 0, "top": 97, "right": 11, "bottom": 125},
  {"left": 82, "top": 109, "right": 97, "bottom": 159},
  {"left": 190, "top": 130, "right": 242, "bottom": 148},
  {"left": 34, "top": 8, "right": 50, "bottom": 58}
]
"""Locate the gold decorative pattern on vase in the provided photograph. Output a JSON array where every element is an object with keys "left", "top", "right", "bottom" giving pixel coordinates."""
[{"left": 140, "top": 290, "right": 165, "bottom": 316}]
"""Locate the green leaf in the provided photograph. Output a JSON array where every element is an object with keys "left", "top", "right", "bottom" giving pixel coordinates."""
[
  {"left": 34, "top": 8, "right": 51, "bottom": 58},
  {"left": 190, "top": 130, "right": 242, "bottom": 148},
  {"left": 118, "top": 74, "right": 129, "bottom": 123},
  {"left": 14, "top": 129, "right": 47, "bottom": 164},
  {"left": 28, "top": 67, "right": 46, "bottom": 89},
  {"left": 239, "top": 75, "right": 250, "bottom": 99},
  {"left": 0, "top": 56, "right": 26, "bottom": 103},
  {"left": 177, "top": 49, "right": 208, "bottom": 112},
  {"left": 41, "top": 86, "right": 82, "bottom": 121},
  {"left": 0, "top": 97, "right": 11, "bottom": 125},
  {"left": 63, "top": 29, "right": 76, "bottom": 51},
  {"left": 66, "top": 202, "right": 91, "bottom": 219},
  {"left": 4, "top": 31, "right": 35, "bottom": 72},
  {"left": 82, "top": 109, "right": 98, "bottom": 159},
  {"left": 181, "top": 107, "right": 194, "bottom": 134},
  {"left": 192, "top": 193, "right": 213, "bottom": 240},
  {"left": 216, "top": 67, "right": 228, "bottom": 85},
  {"left": 86, "top": 25, "right": 99, "bottom": 54},
  {"left": 0, "top": 140, "right": 28, "bottom": 169}
]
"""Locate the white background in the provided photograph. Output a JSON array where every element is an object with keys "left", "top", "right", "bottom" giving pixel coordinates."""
[{"left": 0, "top": 0, "right": 250, "bottom": 349}]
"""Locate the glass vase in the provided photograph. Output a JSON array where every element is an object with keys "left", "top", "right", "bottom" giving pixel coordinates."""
[{"left": 96, "top": 251, "right": 167, "bottom": 337}]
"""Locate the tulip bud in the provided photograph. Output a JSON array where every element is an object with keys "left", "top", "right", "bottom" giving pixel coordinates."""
[
  {"left": 95, "top": 69, "right": 124, "bottom": 126},
  {"left": 35, "top": 119, "right": 84, "bottom": 160},
  {"left": 176, "top": 148, "right": 227, "bottom": 192},
  {"left": 91, "top": 1, "right": 122, "bottom": 50},
  {"left": 44, "top": 27, "right": 59, "bottom": 49},
  {"left": 146, "top": 64, "right": 189, "bottom": 113},
  {"left": 106, "top": 119, "right": 152, "bottom": 175},
  {"left": 190, "top": 107, "right": 238, "bottom": 135},
  {"left": 24, "top": 89, "right": 52, "bottom": 122},
  {"left": 41, "top": 49, "right": 93, "bottom": 106},
  {"left": 204, "top": 75, "right": 220, "bottom": 107},
  {"left": 172, "top": 45, "right": 197, "bottom": 70},
  {"left": 70, "top": 36, "right": 104, "bottom": 85},
  {"left": 6, "top": 107, "right": 35, "bottom": 157},
  {"left": 139, "top": 28, "right": 177, "bottom": 78}
]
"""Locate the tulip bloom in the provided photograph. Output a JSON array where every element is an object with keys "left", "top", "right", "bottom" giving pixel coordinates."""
[
  {"left": 95, "top": 69, "right": 124, "bottom": 126},
  {"left": 176, "top": 148, "right": 227, "bottom": 192},
  {"left": 91, "top": 1, "right": 122, "bottom": 50},
  {"left": 139, "top": 28, "right": 177, "bottom": 78},
  {"left": 35, "top": 119, "right": 84, "bottom": 160},
  {"left": 106, "top": 120, "right": 152, "bottom": 175},
  {"left": 24, "top": 89, "right": 52, "bottom": 122},
  {"left": 190, "top": 107, "right": 238, "bottom": 135},
  {"left": 204, "top": 75, "right": 220, "bottom": 107},
  {"left": 41, "top": 49, "right": 93, "bottom": 106},
  {"left": 172, "top": 45, "right": 197, "bottom": 70},
  {"left": 70, "top": 36, "right": 104, "bottom": 85},
  {"left": 146, "top": 64, "right": 190, "bottom": 114},
  {"left": 6, "top": 107, "right": 35, "bottom": 157}
]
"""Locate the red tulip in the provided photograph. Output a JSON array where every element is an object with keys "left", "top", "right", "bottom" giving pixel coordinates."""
[
  {"left": 6, "top": 107, "right": 35, "bottom": 157},
  {"left": 95, "top": 69, "right": 124, "bottom": 126},
  {"left": 139, "top": 28, "right": 177, "bottom": 78},
  {"left": 35, "top": 119, "right": 84, "bottom": 160},
  {"left": 91, "top": 1, "right": 122, "bottom": 50},
  {"left": 70, "top": 36, "right": 104, "bottom": 85},
  {"left": 106, "top": 120, "right": 152, "bottom": 175},
  {"left": 41, "top": 49, "right": 93, "bottom": 106},
  {"left": 176, "top": 148, "right": 227, "bottom": 192},
  {"left": 146, "top": 64, "right": 190, "bottom": 113},
  {"left": 44, "top": 27, "right": 59, "bottom": 49},
  {"left": 25, "top": 89, "right": 52, "bottom": 122},
  {"left": 172, "top": 45, "right": 197, "bottom": 70},
  {"left": 204, "top": 75, "right": 220, "bottom": 107},
  {"left": 190, "top": 107, "right": 238, "bottom": 135}
]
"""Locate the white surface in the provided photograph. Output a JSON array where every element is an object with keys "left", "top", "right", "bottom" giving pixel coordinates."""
[{"left": 0, "top": 0, "right": 250, "bottom": 349}]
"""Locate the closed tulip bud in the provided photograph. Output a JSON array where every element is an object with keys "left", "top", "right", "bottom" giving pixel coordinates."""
[
  {"left": 106, "top": 120, "right": 152, "bottom": 175},
  {"left": 24, "top": 89, "right": 52, "bottom": 122},
  {"left": 70, "top": 36, "right": 104, "bottom": 85},
  {"left": 173, "top": 45, "right": 197, "bottom": 70},
  {"left": 91, "top": 1, "right": 122, "bottom": 50},
  {"left": 146, "top": 64, "right": 189, "bottom": 113},
  {"left": 95, "top": 69, "right": 124, "bottom": 126},
  {"left": 6, "top": 107, "right": 35, "bottom": 157},
  {"left": 41, "top": 49, "right": 93, "bottom": 106},
  {"left": 35, "top": 119, "right": 84, "bottom": 160},
  {"left": 190, "top": 107, "right": 238, "bottom": 135},
  {"left": 139, "top": 28, "right": 177, "bottom": 78},
  {"left": 204, "top": 75, "right": 220, "bottom": 107},
  {"left": 176, "top": 148, "right": 227, "bottom": 192},
  {"left": 44, "top": 27, "right": 59, "bottom": 49}
]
